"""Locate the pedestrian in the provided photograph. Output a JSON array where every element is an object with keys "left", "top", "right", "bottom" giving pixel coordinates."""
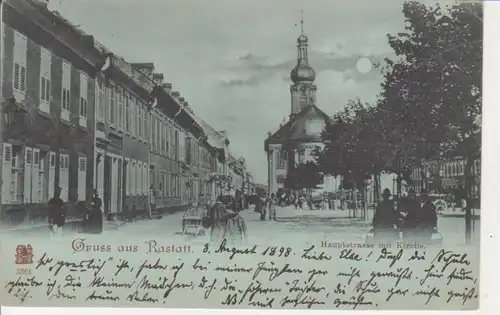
[
  {"left": 209, "top": 195, "right": 246, "bottom": 244},
  {"left": 82, "top": 190, "right": 104, "bottom": 234},
  {"left": 371, "top": 189, "right": 400, "bottom": 243},
  {"left": 419, "top": 191, "right": 438, "bottom": 244},
  {"left": 48, "top": 187, "right": 65, "bottom": 237},
  {"left": 399, "top": 189, "right": 422, "bottom": 242},
  {"left": 260, "top": 195, "right": 267, "bottom": 220},
  {"left": 268, "top": 193, "right": 277, "bottom": 221},
  {"left": 209, "top": 196, "right": 229, "bottom": 243}
]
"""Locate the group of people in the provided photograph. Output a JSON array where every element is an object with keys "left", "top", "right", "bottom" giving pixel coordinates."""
[
  {"left": 47, "top": 187, "right": 104, "bottom": 236},
  {"left": 252, "top": 193, "right": 277, "bottom": 221},
  {"left": 371, "top": 188, "right": 438, "bottom": 244}
]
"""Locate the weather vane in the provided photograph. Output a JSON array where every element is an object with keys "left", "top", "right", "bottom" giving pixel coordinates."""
[
  {"left": 300, "top": 9, "right": 304, "bottom": 34},
  {"left": 294, "top": 9, "right": 304, "bottom": 34}
]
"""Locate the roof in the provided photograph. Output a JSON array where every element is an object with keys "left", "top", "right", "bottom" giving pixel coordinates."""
[
  {"left": 265, "top": 105, "right": 332, "bottom": 147},
  {"left": 192, "top": 116, "right": 227, "bottom": 149}
]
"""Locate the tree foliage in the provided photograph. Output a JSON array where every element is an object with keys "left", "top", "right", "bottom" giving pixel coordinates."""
[
  {"left": 284, "top": 161, "right": 324, "bottom": 190},
  {"left": 315, "top": 99, "right": 388, "bottom": 189},
  {"left": 315, "top": 1, "right": 482, "bottom": 197}
]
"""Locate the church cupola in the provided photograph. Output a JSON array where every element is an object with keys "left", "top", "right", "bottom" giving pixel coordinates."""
[
  {"left": 290, "top": 12, "right": 316, "bottom": 83},
  {"left": 289, "top": 10, "right": 318, "bottom": 118}
]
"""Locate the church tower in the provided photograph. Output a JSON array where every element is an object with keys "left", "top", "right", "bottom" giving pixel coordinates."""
[{"left": 289, "top": 11, "right": 317, "bottom": 119}]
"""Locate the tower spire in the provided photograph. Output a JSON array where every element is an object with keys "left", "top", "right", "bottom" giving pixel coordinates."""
[{"left": 300, "top": 9, "right": 304, "bottom": 34}]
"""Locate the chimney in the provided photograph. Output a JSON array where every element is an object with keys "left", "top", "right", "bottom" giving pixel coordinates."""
[
  {"left": 171, "top": 91, "right": 180, "bottom": 102},
  {"left": 184, "top": 102, "right": 194, "bottom": 114},
  {"left": 178, "top": 97, "right": 185, "bottom": 107},
  {"left": 267, "top": 132, "right": 272, "bottom": 137},
  {"left": 162, "top": 83, "right": 172, "bottom": 93},
  {"left": 33, "top": 0, "right": 49, "bottom": 7},
  {"left": 82, "top": 35, "right": 95, "bottom": 49},
  {"left": 153, "top": 73, "right": 164, "bottom": 86},
  {"left": 130, "top": 62, "right": 155, "bottom": 79}
]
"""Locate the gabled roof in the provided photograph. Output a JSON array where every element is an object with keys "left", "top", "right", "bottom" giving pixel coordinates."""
[{"left": 265, "top": 105, "right": 332, "bottom": 148}]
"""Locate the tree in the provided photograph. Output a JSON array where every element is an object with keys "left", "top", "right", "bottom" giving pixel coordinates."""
[
  {"left": 284, "top": 161, "right": 324, "bottom": 191},
  {"left": 315, "top": 99, "right": 388, "bottom": 191},
  {"left": 381, "top": 1, "right": 482, "bottom": 241}
]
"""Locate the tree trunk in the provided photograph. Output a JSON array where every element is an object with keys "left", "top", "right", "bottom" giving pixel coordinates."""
[
  {"left": 396, "top": 174, "right": 403, "bottom": 198},
  {"left": 420, "top": 163, "right": 425, "bottom": 194},
  {"left": 464, "top": 155, "right": 474, "bottom": 244},
  {"left": 353, "top": 181, "right": 358, "bottom": 218},
  {"left": 374, "top": 173, "right": 381, "bottom": 204},
  {"left": 363, "top": 184, "right": 368, "bottom": 221}
]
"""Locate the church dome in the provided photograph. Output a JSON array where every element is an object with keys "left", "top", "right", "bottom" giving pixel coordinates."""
[{"left": 291, "top": 64, "right": 316, "bottom": 83}]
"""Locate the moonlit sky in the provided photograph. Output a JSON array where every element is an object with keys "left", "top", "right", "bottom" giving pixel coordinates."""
[{"left": 49, "top": 0, "right": 440, "bottom": 184}]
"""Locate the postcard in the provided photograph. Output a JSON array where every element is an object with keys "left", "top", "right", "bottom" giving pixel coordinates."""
[{"left": 0, "top": 0, "right": 482, "bottom": 311}]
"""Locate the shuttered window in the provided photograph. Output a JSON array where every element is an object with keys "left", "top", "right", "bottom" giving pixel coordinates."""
[
  {"left": 79, "top": 72, "right": 88, "bottom": 119},
  {"left": 40, "top": 48, "right": 52, "bottom": 110},
  {"left": 59, "top": 154, "right": 70, "bottom": 201},
  {"left": 13, "top": 32, "right": 27, "bottom": 100},
  {"left": 78, "top": 157, "right": 87, "bottom": 201}
]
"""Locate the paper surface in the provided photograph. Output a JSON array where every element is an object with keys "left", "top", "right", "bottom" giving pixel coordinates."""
[{"left": 0, "top": 221, "right": 479, "bottom": 310}]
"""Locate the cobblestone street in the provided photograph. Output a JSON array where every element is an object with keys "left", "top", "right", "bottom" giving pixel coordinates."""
[{"left": 7, "top": 204, "right": 475, "bottom": 248}]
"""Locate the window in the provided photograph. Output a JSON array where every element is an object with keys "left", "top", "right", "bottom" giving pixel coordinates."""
[
  {"left": 13, "top": 32, "right": 27, "bottom": 100},
  {"left": 78, "top": 157, "right": 87, "bottom": 201},
  {"left": 125, "top": 161, "right": 131, "bottom": 195},
  {"left": 156, "top": 117, "right": 161, "bottom": 153},
  {"left": 79, "top": 72, "right": 88, "bottom": 125},
  {"left": 40, "top": 48, "right": 51, "bottom": 112},
  {"left": 162, "top": 122, "right": 166, "bottom": 155},
  {"left": 143, "top": 164, "right": 148, "bottom": 195},
  {"left": 174, "top": 130, "right": 179, "bottom": 161},
  {"left": 59, "top": 154, "right": 70, "bottom": 201},
  {"left": 23, "top": 147, "right": 33, "bottom": 203},
  {"left": 96, "top": 77, "right": 106, "bottom": 122},
  {"left": 31, "top": 148, "right": 42, "bottom": 203},
  {"left": 116, "top": 85, "right": 123, "bottom": 130},
  {"left": 109, "top": 83, "right": 116, "bottom": 126},
  {"left": 142, "top": 105, "right": 147, "bottom": 141},
  {"left": 166, "top": 123, "right": 170, "bottom": 156},
  {"left": 129, "top": 97, "right": 135, "bottom": 136},
  {"left": 131, "top": 161, "right": 136, "bottom": 196},
  {"left": 125, "top": 92, "right": 130, "bottom": 132},
  {"left": 152, "top": 116, "right": 157, "bottom": 151},
  {"left": 2, "top": 143, "right": 12, "bottom": 203},
  {"left": 61, "top": 61, "right": 71, "bottom": 120},
  {"left": 276, "top": 150, "right": 286, "bottom": 169},
  {"left": 164, "top": 173, "right": 168, "bottom": 197},
  {"left": 47, "top": 152, "right": 56, "bottom": 201},
  {"left": 156, "top": 117, "right": 160, "bottom": 152},
  {"left": 136, "top": 101, "right": 142, "bottom": 139}
]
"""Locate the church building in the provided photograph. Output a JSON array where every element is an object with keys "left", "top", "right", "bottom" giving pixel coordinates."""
[{"left": 264, "top": 17, "right": 336, "bottom": 196}]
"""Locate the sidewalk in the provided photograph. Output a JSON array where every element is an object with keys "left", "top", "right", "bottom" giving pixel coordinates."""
[{"left": 0, "top": 217, "right": 125, "bottom": 234}]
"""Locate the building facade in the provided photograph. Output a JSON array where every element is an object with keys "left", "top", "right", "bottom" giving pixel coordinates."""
[
  {"left": 264, "top": 22, "right": 335, "bottom": 196},
  {"left": 1, "top": 0, "right": 254, "bottom": 224},
  {"left": 409, "top": 157, "right": 481, "bottom": 199},
  {"left": 1, "top": 0, "right": 103, "bottom": 221}
]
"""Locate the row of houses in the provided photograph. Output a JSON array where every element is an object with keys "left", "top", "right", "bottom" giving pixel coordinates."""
[
  {"left": 0, "top": 0, "right": 251, "bottom": 222},
  {"left": 409, "top": 157, "right": 481, "bottom": 199}
]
